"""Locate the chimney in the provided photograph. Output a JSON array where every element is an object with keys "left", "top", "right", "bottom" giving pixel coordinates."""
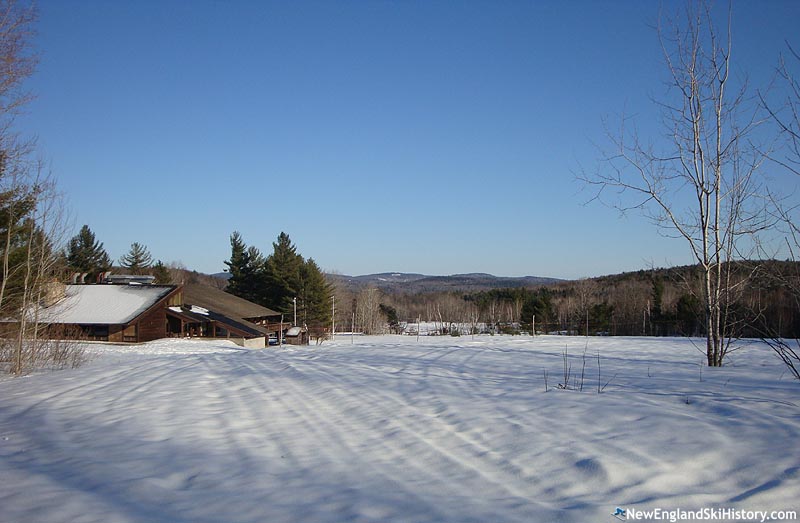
[{"left": 43, "top": 281, "right": 66, "bottom": 307}]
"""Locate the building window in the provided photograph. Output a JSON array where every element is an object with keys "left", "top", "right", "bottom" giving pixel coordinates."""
[{"left": 82, "top": 325, "right": 109, "bottom": 341}]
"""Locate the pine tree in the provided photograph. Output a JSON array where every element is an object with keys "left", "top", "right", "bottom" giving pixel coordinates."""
[
  {"left": 299, "top": 257, "right": 332, "bottom": 327},
  {"left": 151, "top": 260, "right": 172, "bottom": 284},
  {"left": 119, "top": 242, "right": 153, "bottom": 274},
  {"left": 223, "top": 232, "right": 265, "bottom": 303},
  {"left": 224, "top": 231, "right": 249, "bottom": 295},
  {"left": 263, "top": 232, "right": 304, "bottom": 313},
  {"left": 65, "top": 225, "right": 111, "bottom": 277},
  {"left": 0, "top": 188, "right": 39, "bottom": 304},
  {"left": 225, "top": 231, "right": 332, "bottom": 329}
]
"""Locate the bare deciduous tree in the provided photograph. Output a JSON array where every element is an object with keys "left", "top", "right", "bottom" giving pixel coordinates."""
[
  {"left": 12, "top": 167, "right": 73, "bottom": 374},
  {"left": 759, "top": 42, "right": 800, "bottom": 379},
  {"left": 355, "top": 287, "right": 384, "bottom": 335},
  {"left": 0, "top": 2, "right": 84, "bottom": 374},
  {"left": 583, "top": 2, "right": 769, "bottom": 366}
]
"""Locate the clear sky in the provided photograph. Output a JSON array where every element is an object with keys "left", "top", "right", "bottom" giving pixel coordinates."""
[{"left": 19, "top": 0, "right": 800, "bottom": 279}]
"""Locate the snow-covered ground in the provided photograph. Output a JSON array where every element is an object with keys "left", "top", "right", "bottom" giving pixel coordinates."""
[{"left": 0, "top": 335, "right": 798, "bottom": 523}]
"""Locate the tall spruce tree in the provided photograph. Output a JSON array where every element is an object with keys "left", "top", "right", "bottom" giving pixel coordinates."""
[
  {"left": 263, "top": 232, "right": 304, "bottom": 313},
  {"left": 65, "top": 225, "right": 111, "bottom": 277},
  {"left": 119, "top": 242, "right": 153, "bottom": 274},
  {"left": 223, "top": 231, "right": 265, "bottom": 304},
  {"left": 224, "top": 231, "right": 249, "bottom": 295},
  {"left": 299, "top": 257, "right": 333, "bottom": 327}
]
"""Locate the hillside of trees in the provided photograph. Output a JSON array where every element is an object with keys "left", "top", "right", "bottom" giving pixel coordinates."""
[
  {"left": 327, "top": 272, "right": 562, "bottom": 294},
  {"left": 332, "top": 261, "right": 800, "bottom": 340}
]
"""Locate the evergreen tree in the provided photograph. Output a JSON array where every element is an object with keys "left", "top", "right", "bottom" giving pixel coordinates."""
[
  {"left": 263, "top": 232, "right": 304, "bottom": 313},
  {"left": 224, "top": 231, "right": 249, "bottom": 295},
  {"left": 245, "top": 245, "right": 267, "bottom": 301},
  {"left": 119, "top": 242, "right": 153, "bottom": 274},
  {"left": 65, "top": 225, "right": 111, "bottom": 277},
  {"left": 299, "top": 257, "right": 333, "bottom": 327},
  {"left": 589, "top": 302, "right": 614, "bottom": 334},
  {"left": 225, "top": 231, "right": 332, "bottom": 330},
  {"left": 1, "top": 187, "right": 44, "bottom": 309},
  {"left": 223, "top": 231, "right": 264, "bottom": 303},
  {"left": 676, "top": 293, "right": 702, "bottom": 336},
  {"left": 379, "top": 303, "right": 400, "bottom": 332},
  {"left": 650, "top": 276, "right": 665, "bottom": 335},
  {"left": 521, "top": 289, "right": 554, "bottom": 333},
  {"left": 151, "top": 260, "right": 172, "bottom": 284}
]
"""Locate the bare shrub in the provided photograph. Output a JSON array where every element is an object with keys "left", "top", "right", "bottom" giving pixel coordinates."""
[
  {"left": 762, "top": 338, "right": 800, "bottom": 381},
  {"left": 0, "top": 324, "right": 87, "bottom": 375}
]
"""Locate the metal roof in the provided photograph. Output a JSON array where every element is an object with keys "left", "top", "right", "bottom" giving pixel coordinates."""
[{"left": 181, "top": 284, "right": 280, "bottom": 321}]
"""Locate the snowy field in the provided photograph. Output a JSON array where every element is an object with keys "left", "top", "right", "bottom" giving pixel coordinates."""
[{"left": 0, "top": 335, "right": 798, "bottom": 523}]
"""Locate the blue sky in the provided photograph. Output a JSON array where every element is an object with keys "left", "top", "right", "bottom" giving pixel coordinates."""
[{"left": 20, "top": 0, "right": 800, "bottom": 279}]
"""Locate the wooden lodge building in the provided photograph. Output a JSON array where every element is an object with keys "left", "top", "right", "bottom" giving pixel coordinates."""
[{"left": 25, "top": 280, "right": 304, "bottom": 347}]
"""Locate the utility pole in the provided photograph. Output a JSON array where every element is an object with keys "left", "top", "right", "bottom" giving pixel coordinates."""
[
  {"left": 293, "top": 297, "right": 297, "bottom": 327},
  {"left": 331, "top": 295, "right": 336, "bottom": 342}
]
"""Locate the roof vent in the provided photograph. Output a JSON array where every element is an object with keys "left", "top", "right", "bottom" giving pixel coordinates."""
[{"left": 104, "top": 274, "right": 157, "bottom": 285}]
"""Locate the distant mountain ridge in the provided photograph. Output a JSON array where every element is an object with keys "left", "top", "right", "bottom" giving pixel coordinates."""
[{"left": 327, "top": 272, "right": 561, "bottom": 294}]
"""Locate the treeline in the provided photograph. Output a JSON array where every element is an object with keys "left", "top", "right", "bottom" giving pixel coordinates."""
[
  {"left": 64, "top": 225, "right": 173, "bottom": 283},
  {"left": 224, "top": 232, "right": 332, "bottom": 333},
  {"left": 333, "top": 262, "right": 800, "bottom": 339},
  {"left": 64, "top": 224, "right": 232, "bottom": 289}
]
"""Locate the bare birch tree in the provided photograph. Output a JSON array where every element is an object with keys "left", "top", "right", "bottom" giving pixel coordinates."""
[
  {"left": 0, "top": 2, "right": 81, "bottom": 374},
  {"left": 355, "top": 287, "right": 384, "bottom": 335},
  {"left": 583, "top": 2, "right": 769, "bottom": 366},
  {"left": 758, "top": 42, "right": 800, "bottom": 379}
]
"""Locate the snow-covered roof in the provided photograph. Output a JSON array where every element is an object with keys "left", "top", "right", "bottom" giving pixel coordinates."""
[{"left": 38, "top": 285, "right": 177, "bottom": 325}]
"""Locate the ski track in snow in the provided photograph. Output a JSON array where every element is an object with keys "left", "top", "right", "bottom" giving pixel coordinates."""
[{"left": 0, "top": 336, "right": 798, "bottom": 523}]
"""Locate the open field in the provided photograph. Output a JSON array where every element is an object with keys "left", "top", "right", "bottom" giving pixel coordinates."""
[{"left": 0, "top": 335, "right": 798, "bottom": 523}]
